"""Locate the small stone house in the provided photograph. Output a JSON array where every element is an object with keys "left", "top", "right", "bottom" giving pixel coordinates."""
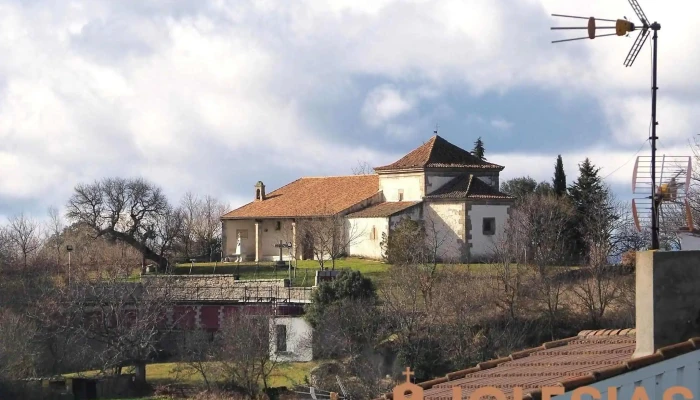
[{"left": 220, "top": 135, "right": 514, "bottom": 263}]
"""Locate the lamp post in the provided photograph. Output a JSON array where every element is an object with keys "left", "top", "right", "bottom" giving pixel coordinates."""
[{"left": 66, "top": 244, "right": 73, "bottom": 286}]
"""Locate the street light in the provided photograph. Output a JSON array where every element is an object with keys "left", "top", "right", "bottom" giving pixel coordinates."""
[{"left": 66, "top": 244, "right": 74, "bottom": 286}]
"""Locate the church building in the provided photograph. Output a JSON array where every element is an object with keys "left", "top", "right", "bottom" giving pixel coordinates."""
[{"left": 220, "top": 135, "right": 514, "bottom": 263}]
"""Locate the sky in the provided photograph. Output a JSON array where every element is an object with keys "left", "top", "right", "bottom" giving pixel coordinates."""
[{"left": 1, "top": 0, "right": 698, "bottom": 221}]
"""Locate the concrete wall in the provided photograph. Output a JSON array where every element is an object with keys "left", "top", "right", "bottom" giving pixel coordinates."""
[
  {"left": 347, "top": 217, "right": 389, "bottom": 259},
  {"left": 679, "top": 232, "right": 700, "bottom": 250},
  {"left": 269, "top": 316, "right": 313, "bottom": 362},
  {"left": 634, "top": 250, "right": 700, "bottom": 358},
  {"left": 379, "top": 172, "right": 424, "bottom": 201},
  {"left": 424, "top": 202, "right": 466, "bottom": 262},
  {"left": 467, "top": 203, "right": 510, "bottom": 260}
]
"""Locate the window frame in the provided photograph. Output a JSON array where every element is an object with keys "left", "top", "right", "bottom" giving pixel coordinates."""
[
  {"left": 482, "top": 217, "right": 496, "bottom": 236},
  {"left": 275, "top": 324, "right": 288, "bottom": 353}
]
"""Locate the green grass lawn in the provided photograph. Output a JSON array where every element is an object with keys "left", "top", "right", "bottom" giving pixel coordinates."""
[
  {"left": 171, "top": 257, "right": 503, "bottom": 287},
  {"left": 173, "top": 257, "right": 389, "bottom": 287},
  {"left": 69, "top": 360, "right": 318, "bottom": 390}
]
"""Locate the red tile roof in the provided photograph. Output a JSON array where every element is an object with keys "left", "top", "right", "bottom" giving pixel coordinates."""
[
  {"left": 374, "top": 329, "right": 700, "bottom": 400},
  {"left": 375, "top": 135, "right": 503, "bottom": 171},
  {"left": 221, "top": 175, "right": 379, "bottom": 219},
  {"left": 425, "top": 174, "right": 514, "bottom": 200},
  {"left": 347, "top": 201, "right": 422, "bottom": 218}
]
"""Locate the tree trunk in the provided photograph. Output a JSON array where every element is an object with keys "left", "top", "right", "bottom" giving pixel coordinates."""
[{"left": 134, "top": 362, "right": 147, "bottom": 383}]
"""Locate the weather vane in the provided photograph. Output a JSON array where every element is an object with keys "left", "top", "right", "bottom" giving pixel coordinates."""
[{"left": 551, "top": 0, "right": 663, "bottom": 249}]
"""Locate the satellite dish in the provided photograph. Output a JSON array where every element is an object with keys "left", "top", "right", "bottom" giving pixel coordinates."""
[{"left": 631, "top": 155, "right": 693, "bottom": 235}]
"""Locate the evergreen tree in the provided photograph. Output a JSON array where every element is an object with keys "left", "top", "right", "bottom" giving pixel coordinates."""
[
  {"left": 472, "top": 137, "right": 486, "bottom": 161},
  {"left": 553, "top": 155, "right": 567, "bottom": 196},
  {"left": 567, "top": 158, "right": 610, "bottom": 263}
]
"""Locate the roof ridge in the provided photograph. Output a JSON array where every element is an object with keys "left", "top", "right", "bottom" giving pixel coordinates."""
[
  {"left": 298, "top": 174, "right": 377, "bottom": 179},
  {"left": 221, "top": 177, "right": 305, "bottom": 216},
  {"left": 578, "top": 329, "right": 636, "bottom": 338}
]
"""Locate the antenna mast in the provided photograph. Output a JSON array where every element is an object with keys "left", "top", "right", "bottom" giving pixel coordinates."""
[{"left": 551, "top": 0, "right": 661, "bottom": 249}]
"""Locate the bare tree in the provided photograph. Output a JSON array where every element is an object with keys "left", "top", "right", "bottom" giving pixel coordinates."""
[
  {"left": 66, "top": 177, "right": 182, "bottom": 272},
  {"left": 45, "top": 206, "right": 65, "bottom": 266},
  {"left": 574, "top": 192, "right": 627, "bottom": 327},
  {"left": 173, "top": 329, "right": 218, "bottom": 391},
  {"left": 487, "top": 227, "right": 528, "bottom": 321},
  {"left": 195, "top": 195, "right": 229, "bottom": 262},
  {"left": 7, "top": 212, "right": 42, "bottom": 268},
  {"left": 0, "top": 308, "right": 39, "bottom": 381},
  {"left": 215, "top": 312, "right": 280, "bottom": 398},
  {"left": 298, "top": 211, "right": 364, "bottom": 270},
  {"left": 508, "top": 193, "right": 574, "bottom": 338},
  {"left": 180, "top": 192, "right": 201, "bottom": 260},
  {"left": 351, "top": 160, "right": 374, "bottom": 175}
]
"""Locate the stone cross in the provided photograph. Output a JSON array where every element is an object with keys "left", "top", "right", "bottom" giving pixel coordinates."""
[{"left": 274, "top": 240, "right": 292, "bottom": 262}]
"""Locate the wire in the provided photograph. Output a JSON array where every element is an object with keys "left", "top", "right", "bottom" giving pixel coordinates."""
[{"left": 603, "top": 138, "right": 650, "bottom": 180}]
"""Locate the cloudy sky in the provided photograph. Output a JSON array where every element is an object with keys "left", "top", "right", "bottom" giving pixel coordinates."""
[{"left": 1, "top": 0, "right": 697, "bottom": 220}]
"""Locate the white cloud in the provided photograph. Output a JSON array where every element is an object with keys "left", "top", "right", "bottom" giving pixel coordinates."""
[
  {"left": 490, "top": 118, "right": 513, "bottom": 131},
  {"left": 1, "top": 0, "right": 700, "bottom": 217},
  {"left": 361, "top": 85, "right": 415, "bottom": 127}
]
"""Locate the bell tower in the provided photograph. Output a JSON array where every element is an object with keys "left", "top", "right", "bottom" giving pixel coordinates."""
[{"left": 255, "top": 181, "right": 266, "bottom": 201}]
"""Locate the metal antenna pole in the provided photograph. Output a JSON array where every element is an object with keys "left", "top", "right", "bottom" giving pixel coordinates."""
[{"left": 650, "top": 22, "right": 661, "bottom": 250}]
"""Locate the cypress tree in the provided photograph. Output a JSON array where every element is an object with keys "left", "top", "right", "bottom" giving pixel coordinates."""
[
  {"left": 567, "top": 158, "right": 610, "bottom": 263},
  {"left": 472, "top": 137, "right": 486, "bottom": 161},
  {"left": 553, "top": 155, "right": 566, "bottom": 196}
]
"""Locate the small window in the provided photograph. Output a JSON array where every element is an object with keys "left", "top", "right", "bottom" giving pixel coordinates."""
[
  {"left": 256, "top": 189, "right": 261, "bottom": 200},
  {"left": 236, "top": 229, "right": 248, "bottom": 239},
  {"left": 275, "top": 221, "right": 281, "bottom": 231},
  {"left": 398, "top": 189, "right": 404, "bottom": 201},
  {"left": 483, "top": 218, "right": 496, "bottom": 236},
  {"left": 276, "top": 325, "right": 287, "bottom": 352},
  {"left": 370, "top": 226, "right": 377, "bottom": 240}
]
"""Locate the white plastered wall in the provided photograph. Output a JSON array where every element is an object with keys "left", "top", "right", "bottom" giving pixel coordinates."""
[
  {"left": 269, "top": 316, "right": 313, "bottom": 362},
  {"left": 424, "top": 202, "right": 466, "bottom": 262},
  {"left": 468, "top": 204, "right": 510, "bottom": 260},
  {"left": 379, "top": 173, "right": 424, "bottom": 201},
  {"left": 223, "top": 219, "right": 296, "bottom": 261},
  {"left": 347, "top": 217, "right": 388, "bottom": 260}
]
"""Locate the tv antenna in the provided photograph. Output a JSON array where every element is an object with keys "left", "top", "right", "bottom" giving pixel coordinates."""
[
  {"left": 632, "top": 156, "right": 693, "bottom": 241},
  {"left": 551, "top": 0, "right": 663, "bottom": 249}
]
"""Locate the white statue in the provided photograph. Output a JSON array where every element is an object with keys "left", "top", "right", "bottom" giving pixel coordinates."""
[{"left": 235, "top": 233, "right": 243, "bottom": 262}]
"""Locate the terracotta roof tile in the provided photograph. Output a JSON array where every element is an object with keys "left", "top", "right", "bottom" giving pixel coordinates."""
[
  {"left": 347, "top": 201, "right": 422, "bottom": 218},
  {"left": 425, "top": 174, "right": 514, "bottom": 200},
  {"left": 374, "top": 135, "right": 503, "bottom": 171},
  {"left": 222, "top": 175, "right": 379, "bottom": 219},
  {"left": 373, "top": 331, "right": 700, "bottom": 400}
]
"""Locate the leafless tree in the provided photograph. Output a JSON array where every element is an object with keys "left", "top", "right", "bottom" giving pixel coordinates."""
[
  {"left": 195, "top": 195, "right": 229, "bottom": 262},
  {"left": 67, "top": 177, "right": 183, "bottom": 272},
  {"left": 574, "top": 193, "right": 628, "bottom": 327},
  {"left": 351, "top": 160, "right": 374, "bottom": 175},
  {"left": 45, "top": 206, "right": 65, "bottom": 266},
  {"left": 487, "top": 227, "right": 528, "bottom": 321},
  {"left": 180, "top": 192, "right": 201, "bottom": 259},
  {"left": 173, "top": 329, "right": 218, "bottom": 391},
  {"left": 215, "top": 312, "right": 280, "bottom": 398},
  {"left": 6, "top": 212, "right": 42, "bottom": 268},
  {"left": 0, "top": 308, "right": 39, "bottom": 381},
  {"left": 298, "top": 211, "right": 365, "bottom": 270},
  {"left": 508, "top": 193, "right": 574, "bottom": 338}
]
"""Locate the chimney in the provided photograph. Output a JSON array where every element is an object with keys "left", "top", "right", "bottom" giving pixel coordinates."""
[
  {"left": 255, "top": 181, "right": 266, "bottom": 201},
  {"left": 633, "top": 250, "right": 700, "bottom": 358}
]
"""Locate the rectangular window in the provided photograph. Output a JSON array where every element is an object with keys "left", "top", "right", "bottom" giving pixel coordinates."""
[
  {"left": 276, "top": 325, "right": 287, "bottom": 352},
  {"left": 236, "top": 229, "right": 248, "bottom": 239},
  {"left": 483, "top": 218, "right": 496, "bottom": 236},
  {"left": 275, "top": 221, "right": 281, "bottom": 231},
  {"left": 370, "top": 226, "right": 377, "bottom": 240},
  {"left": 398, "top": 189, "right": 404, "bottom": 201}
]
